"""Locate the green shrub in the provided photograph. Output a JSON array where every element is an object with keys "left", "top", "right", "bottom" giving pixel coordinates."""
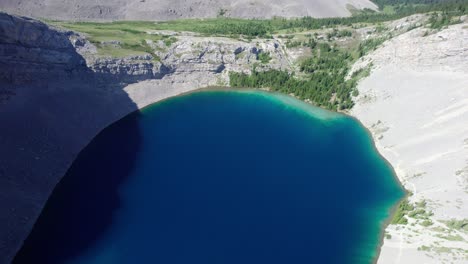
[
  {"left": 445, "top": 219, "right": 468, "bottom": 231},
  {"left": 391, "top": 198, "right": 413, "bottom": 225},
  {"left": 258, "top": 52, "right": 272, "bottom": 64},
  {"left": 421, "top": 220, "right": 433, "bottom": 227}
]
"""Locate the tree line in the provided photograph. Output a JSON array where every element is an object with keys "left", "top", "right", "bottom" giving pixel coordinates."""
[
  {"left": 189, "top": 0, "right": 467, "bottom": 38},
  {"left": 230, "top": 42, "right": 360, "bottom": 111}
]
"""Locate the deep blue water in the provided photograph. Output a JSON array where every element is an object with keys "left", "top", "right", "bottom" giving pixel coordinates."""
[{"left": 14, "top": 90, "right": 404, "bottom": 264}]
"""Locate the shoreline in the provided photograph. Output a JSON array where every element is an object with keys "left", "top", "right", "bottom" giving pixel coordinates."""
[
  {"left": 346, "top": 113, "right": 407, "bottom": 264},
  {"left": 350, "top": 21, "right": 468, "bottom": 264},
  {"left": 5, "top": 81, "right": 404, "bottom": 263}
]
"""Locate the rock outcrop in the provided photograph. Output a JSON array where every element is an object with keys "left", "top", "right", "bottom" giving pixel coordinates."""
[
  {"left": 158, "top": 36, "right": 290, "bottom": 74},
  {"left": 70, "top": 32, "right": 290, "bottom": 83},
  {"left": 0, "top": 13, "right": 87, "bottom": 83}
]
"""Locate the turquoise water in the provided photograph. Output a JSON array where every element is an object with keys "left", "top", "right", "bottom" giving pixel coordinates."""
[{"left": 15, "top": 90, "right": 404, "bottom": 264}]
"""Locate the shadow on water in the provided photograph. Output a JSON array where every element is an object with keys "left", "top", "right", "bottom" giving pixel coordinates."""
[
  {"left": 0, "top": 12, "right": 145, "bottom": 264},
  {"left": 13, "top": 112, "right": 143, "bottom": 264},
  {"left": 13, "top": 90, "right": 405, "bottom": 264}
]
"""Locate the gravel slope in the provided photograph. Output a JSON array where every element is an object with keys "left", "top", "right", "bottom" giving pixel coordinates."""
[
  {"left": 0, "top": 0, "right": 377, "bottom": 20},
  {"left": 351, "top": 21, "right": 468, "bottom": 264}
]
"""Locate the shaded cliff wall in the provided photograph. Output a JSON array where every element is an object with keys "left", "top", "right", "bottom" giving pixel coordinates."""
[
  {"left": 0, "top": 13, "right": 87, "bottom": 83},
  {"left": 0, "top": 12, "right": 144, "bottom": 263}
]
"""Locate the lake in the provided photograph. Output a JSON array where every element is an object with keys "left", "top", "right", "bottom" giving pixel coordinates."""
[{"left": 14, "top": 90, "right": 404, "bottom": 264}]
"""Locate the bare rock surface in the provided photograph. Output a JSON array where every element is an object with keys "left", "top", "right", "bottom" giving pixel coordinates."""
[
  {"left": 351, "top": 22, "right": 468, "bottom": 263},
  {"left": 0, "top": 0, "right": 377, "bottom": 21},
  {"left": 0, "top": 13, "right": 87, "bottom": 83},
  {"left": 74, "top": 32, "right": 290, "bottom": 83}
]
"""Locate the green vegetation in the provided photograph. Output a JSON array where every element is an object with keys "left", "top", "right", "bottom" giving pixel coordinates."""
[
  {"left": 258, "top": 52, "right": 272, "bottom": 64},
  {"left": 432, "top": 246, "right": 452, "bottom": 254},
  {"left": 417, "top": 245, "right": 461, "bottom": 254},
  {"left": 436, "top": 234, "right": 464, "bottom": 241},
  {"left": 358, "top": 37, "right": 389, "bottom": 57},
  {"left": 406, "top": 199, "right": 434, "bottom": 220},
  {"left": 367, "top": 0, "right": 468, "bottom": 34},
  {"left": 421, "top": 219, "right": 434, "bottom": 226},
  {"left": 443, "top": 219, "right": 468, "bottom": 232},
  {"left": 326, "top": 28, "right": 353, "bottom": 40},
  {"left": 284, "top": 37, "right": 318, "bottom": 49},
  {"left": 391, "top": 197, "right": 438, "bottom": 225},
  {"left": 50, "top": 21, "right": 176, "bottom": 58},
  {"left": 271, "top": 0, "right": 467, "bottom": 32},
  {"left": 218, "top": 8, "right": 228, "bottom": 17},
  {"left": 375, "top": 23, "right": 388, "bottom": 33},
  {"left": 230, "top": 42, "right": 360, "bottom": 110},
  {"left": 350, "top": 64, "right": 372, "bottom": 81},
  {"left": 415, "top": 199, "right": 427, "bottom": 207},
  {"left": 408, "top": 208, "right": 426, "bottom": 218},
  {"left": 418, "top": 245, "right": 431, "bottom": 251},
  {"left": 53, "top": 18, "right": 274, "bottom": 39},
  {"left": 285, "top": 40, "right": 303, "bottom": 48},
  {"left": 51, "top": 0, "right": 468, "bottom": 41},
  {"left": 382, "top": 5, "right": 396, "bottom": 14},
  {"left": 391, "top": 198, "right": 414, "bottom": 224},
  {"left": 229, "top": 28, "right": 389, "bottom": 111},
  {"left": 408, "top": 208, "right": 433, "bottom": 219},
  {"left": 428, "top": 12, "right": 462, "bottom": 29},
  {"left": 153, "top": 19, "right": 272, "bottom": 38},
  {"left": 229, "top": 29, "right": 385, "bottom": 111},
  {"left": 48, "top": 0, "right": 467, "bottom": 57}
]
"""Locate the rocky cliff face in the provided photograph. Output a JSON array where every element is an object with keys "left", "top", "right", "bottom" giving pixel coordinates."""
[
  {"left": 0, "top": 13, "right": 87, "bottom": 83},
  {"left": 1, "top": 9, "right": 292, "bottom": 86},
  {"left": 157, "top": 36, "right": 290, "bottom": 74},
  {"left": 67, "top": 30, "right": 290, "bottom": 84}
]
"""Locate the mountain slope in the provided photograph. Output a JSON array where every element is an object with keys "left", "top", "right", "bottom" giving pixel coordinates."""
[
  {"left": 0, "top": 0, "right": 377, "bottom": 21},
  {"left": 351, "top": 17, "right": 468, "bottom": 263}
]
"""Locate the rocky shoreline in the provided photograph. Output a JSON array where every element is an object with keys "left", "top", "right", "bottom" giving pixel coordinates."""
[{"left": 351, "top": 21, "right": 468, "bottom": 263}]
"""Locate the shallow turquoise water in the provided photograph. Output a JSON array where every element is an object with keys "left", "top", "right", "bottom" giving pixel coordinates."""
[{"left": 15, "top": 90, "right": 404, "bottom": 264}]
